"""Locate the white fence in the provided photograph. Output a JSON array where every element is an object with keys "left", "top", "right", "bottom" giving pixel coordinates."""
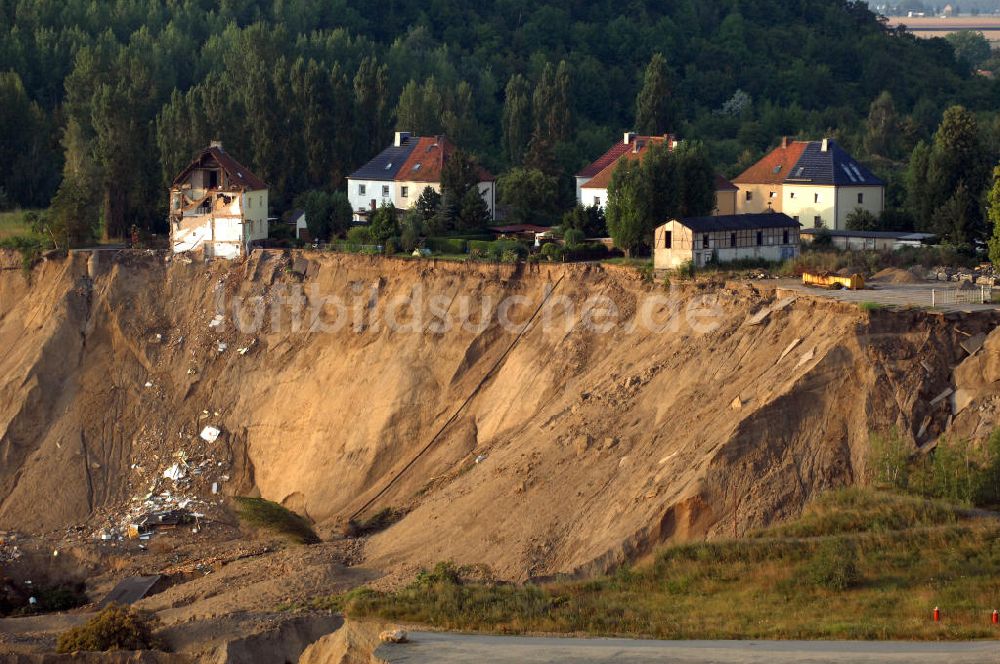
[{"left": 931, "top": 286, "right": 989, "bottom": 307}]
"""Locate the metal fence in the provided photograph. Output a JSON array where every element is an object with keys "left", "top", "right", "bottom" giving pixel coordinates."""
[{"left": 931, "top": 286, "right": 990, "bottom": 307}]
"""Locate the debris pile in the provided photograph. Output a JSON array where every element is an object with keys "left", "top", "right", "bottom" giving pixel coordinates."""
[
  {"left": 928, "top": 264, "right": 998, "bottom": 287},
  {"left": 0, "top": 531, "right": 23, "bottom": 562}
]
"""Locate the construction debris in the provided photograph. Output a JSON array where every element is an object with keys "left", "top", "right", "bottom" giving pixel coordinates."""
[{"left": 200, "top": 426, "right": 222, "bottom": 443}]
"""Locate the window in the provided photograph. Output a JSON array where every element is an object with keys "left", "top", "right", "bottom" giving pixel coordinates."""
[
  {"left": 664, "top": 231, "right": 672, "bottom": 249},
  {"left": 382, "top": 185, "right": 390, "bottom": 196},
  {"left": 756, "top": 231, "right": 763, "bottom": 246},
  {"left": 703, "top": 234, "right": 710, "bottom": 249},
  {"left": 594, "top": 196, "right": 601, "bottom": 207},
  {"left": 769, "top": 191, "right": 777, "bottom": 199},
  {"left": 782, "top": 230, "right": 790, "bottom": 244},
  {"left": 745, "top": 191, "right": 753, "bottom": 201},
  {"left": 814, "top": 216, "right": 822, "bottom": 228},
  {"left": 401, "top": 186, "right": 409, "bottom": 198},
  {"left": 730, "top": 232, "right": 737, "bottom": 248},
  {"left": 858, "top": 192, "right": 864, "bottom": 204},
  {"left": 814, "top": 193, "right": 820, "bottom": 204},
  {"left": 790, "top": 192, "right": 796, "bottom": 199},
  {"left": 359, "top": 184, "right": 366, "bottom": 196}
]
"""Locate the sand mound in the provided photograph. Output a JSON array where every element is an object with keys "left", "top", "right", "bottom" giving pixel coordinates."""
[{"left": 871, "top": 267, "right": 922, "bottom": 284}]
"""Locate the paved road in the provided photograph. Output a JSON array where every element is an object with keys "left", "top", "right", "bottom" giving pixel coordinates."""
[
  {"left": 376, "top": 632, "right": 1000, "bottom": 663},
  {"left": 764, "top": 279, "right": 1000, "bottom": 313}
]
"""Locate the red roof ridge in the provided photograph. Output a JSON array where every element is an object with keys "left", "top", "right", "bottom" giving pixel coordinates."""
[{"left": 732, "top": 140, "right": 809, "bottom": 185}]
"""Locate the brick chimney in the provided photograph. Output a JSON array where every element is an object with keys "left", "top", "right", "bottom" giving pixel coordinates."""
[
  {"left": 780, "top": 136, "right": 788, "bottom": 149},
  {"left": 210, "top": 140, "right": 224, "bottom": 151},
  {"left": 394, "top": 131, "right": 412, "bottom": 147}
]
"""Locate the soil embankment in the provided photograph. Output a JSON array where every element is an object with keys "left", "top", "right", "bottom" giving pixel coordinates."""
[{"left": 0, "top": 249, "right": 994, "bottom": 581}]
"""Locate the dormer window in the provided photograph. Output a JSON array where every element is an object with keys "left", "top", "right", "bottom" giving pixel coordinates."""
[{"left": 385, "top": 162, "right": 393, "bottom": 170}]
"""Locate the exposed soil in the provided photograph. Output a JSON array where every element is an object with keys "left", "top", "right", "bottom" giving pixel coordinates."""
[{"left": 1, "top": 249, "right": 999, "bottom": 658}]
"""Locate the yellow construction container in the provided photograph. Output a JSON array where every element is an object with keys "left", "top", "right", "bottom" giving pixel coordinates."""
[{"left": 802, "top": 271, "right": 865, "bottom": 290}]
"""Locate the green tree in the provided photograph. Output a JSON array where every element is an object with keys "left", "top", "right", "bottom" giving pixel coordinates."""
[
  {"left": 497, "top": 167, "right": 559, "bottom": 225},
  {"left": 846, "top": 207, "right": 878, "bottom": 231},
  {"left": 864, "top": 91, "right": 900, "bottom": 159},
  {"left": 946, "top": 30, "right": 991, "bottom": 71},
  {"left": 370, "top": 202, "right": 399, "bottom": 245},
  {"left": 606, "top": 141, "right": 714, "bottom": 255},
  {"left": 987, "top": 166, "right": 1000, "bottom": 266},
  {"left": 354, "top": 56, "right": 391, "bottom": 157},
  {"left": 502, "top": 74, "right": 531, "bottom": 165},
  {"left": 561, "top": 205, "right": 607, "bottom": 238},
  {"left": 459, "top": 188, "right": 491, "bottom": 231},
  {"left": 415, "top": 186, "right": 442, "bottom": 223},
  {"left": 635, "top": 53, "right": 672, "bottom": 135},
  {"left": 395, "top": 77, "right": 444, "bottom": 135},
  {"left": 48, "top": 175, "right": 98, "bottom": 247},
  {"left": 294, "top": 190, "right": 353, "bottom": 242},
  {"left": 606, "top": 159, "right": 646, "bottom": 257},
  {"left": 438, "top": 149, "right": 487, "bottom": 230}
]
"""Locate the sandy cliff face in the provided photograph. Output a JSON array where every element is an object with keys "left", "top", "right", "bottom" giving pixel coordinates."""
[{"left": 0, "top": 250, "right": 991, "bottom": 578}]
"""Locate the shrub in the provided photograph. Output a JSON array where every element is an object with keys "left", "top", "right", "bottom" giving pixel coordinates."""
[
  {"left": 563, "top": 228, "right": 585, "bottom": 249},
  {"left": 426, "top": 237, "right": 468, "bottom": 254},
  {"left": 804, "top": 539, "right": 861, "bottom": 591},
  {"left": 540, "top": 242, "right": 565, "bottom": 261},
  {"left": 233, "top": 497, "right": 320, "bottom": 544},
  {"left": 345, "top": 226, "right": 375, "bottom": 246},
  {"left": 56, "top": 604, "right": 164, "bottom": 653}
]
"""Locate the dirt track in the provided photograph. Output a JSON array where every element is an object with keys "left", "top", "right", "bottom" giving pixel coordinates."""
[{"left": 377, "top": 633, "right": 1000, "bottom": 664}]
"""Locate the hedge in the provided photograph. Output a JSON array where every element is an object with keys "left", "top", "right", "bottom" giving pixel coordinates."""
[{"left": 426, "top": 237, "right": 468, "bottom": 254}]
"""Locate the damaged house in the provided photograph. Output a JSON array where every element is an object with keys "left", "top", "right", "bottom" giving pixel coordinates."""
[{"left": 169, "top": 142, "right": 269, "bottom": 259}]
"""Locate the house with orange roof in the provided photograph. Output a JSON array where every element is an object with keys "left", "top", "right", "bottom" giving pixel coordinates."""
[
  {"left": 347, "top": 132, "right": 496, "bottom": 221},
  {"left": 577, "top": 132, "right": 738, "bottom": 216},
  {"left": 733, "top": 137, "right": 884, "bottom": 230},
  {"left": 168, "top": 141, "right": 269, "bottom": 259}
]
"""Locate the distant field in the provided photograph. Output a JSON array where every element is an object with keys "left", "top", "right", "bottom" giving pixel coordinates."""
[
  {"left": 886, "top": 16, "right": 1000, "bottom": 43},
  {"left": 0, "top": 210, "right": 39, "bottom": 241}
]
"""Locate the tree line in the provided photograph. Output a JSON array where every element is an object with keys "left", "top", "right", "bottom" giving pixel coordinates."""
[{"left": 1, "top": 0, "right": 999, "bottom": 246}]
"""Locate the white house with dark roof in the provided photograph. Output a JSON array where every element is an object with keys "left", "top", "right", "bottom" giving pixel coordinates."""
[
  {"left": 654, "top": 213, "right": 801, "bottom": 270},
  {"left": 734, "top": 138, "right": 884, "bottom": 230},
  {"left": 347, "top": 132, "right": 496, "bottom": 222},
  {"left": 347, "top": 132, "right": 418, "bottom": 220}
]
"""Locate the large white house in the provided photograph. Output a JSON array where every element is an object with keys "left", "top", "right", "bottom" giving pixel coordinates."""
[
  {"left": 733, "top": 138, "right": 885, "bottom": 230},
  {"left": 168, "top": 142, "right": 268, "bottom": 259},
  {"left": 347, "top": 132, "right": 496, "bottom": 221}
]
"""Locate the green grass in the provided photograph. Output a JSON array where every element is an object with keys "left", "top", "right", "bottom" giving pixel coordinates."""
[
  {"left": 859, "top": 301, "right": 885, "bottom": 311},
  {"left": 233, "top": 497, "right": 320, "bottom": 544},
  {"left": 0, "top": 209, "right": 41, "bottom": 241},
  {"left": 602, "top": 257, "right": 652, "bottom": 268},
  {"left": 319, "top": 489, "right": 1000, "bottom": 640}
]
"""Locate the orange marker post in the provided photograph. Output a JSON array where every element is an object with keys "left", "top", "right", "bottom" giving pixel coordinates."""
[
  {"left": 992, "top": 609, "right": 998, "bottom": 625},
  {"left": 933, "top": 607, "right": 940, "bottom": 623}
]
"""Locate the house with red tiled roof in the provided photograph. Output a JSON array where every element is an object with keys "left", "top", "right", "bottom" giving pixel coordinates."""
[
  {"left": 733, "top": 137, "right": 884, "bottom": 229},
  {"left": 168, "top": 141, "right": 269, "bottom": 259},
  {"left": 577, "top": 132, "right": 738, "bottom": 216},
  {"left": 348, "top": 132, "right": 496, "bottom": 221}
]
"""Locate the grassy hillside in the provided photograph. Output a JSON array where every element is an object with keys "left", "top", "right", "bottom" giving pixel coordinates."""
[{"left": 326, "top": 489, "right": 1000, "bottom": 640}]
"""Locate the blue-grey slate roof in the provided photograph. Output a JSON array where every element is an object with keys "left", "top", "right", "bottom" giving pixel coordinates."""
[
  {"left": 784, "top": 140, "right": 884, "bottom": 186},
  {"left": 676, "top": 213, "right": 800, "bottom": 233},
  {"left": 349, "top": 140, "right": 418, "bottom": 180},
  {"left": 801, "top": 229, "right": 936, "bottom": 240}
]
